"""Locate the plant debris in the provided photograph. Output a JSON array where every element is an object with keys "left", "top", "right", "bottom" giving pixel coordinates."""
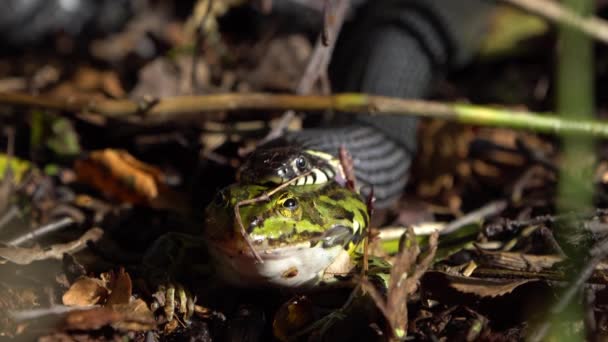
[{"left": 1, "top": 1, "right": 608, "bottom": 341}]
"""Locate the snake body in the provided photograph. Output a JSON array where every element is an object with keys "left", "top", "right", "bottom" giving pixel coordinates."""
[{"left": 265, "top": 0, "right": 495, "bottom": 207}]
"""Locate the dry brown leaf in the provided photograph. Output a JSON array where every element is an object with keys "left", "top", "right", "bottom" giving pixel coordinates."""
[
  {"left": 61, "top": 301, "right": 155, "bottom": 332},
  {"left": 0, "top": 228, "right": 103, "bottom": 265},
  {"left": 62, "top": 277, "right": 108, "bottom": 307},
  {"left": 449, "top": 276, "right": 536, "bottom": 297},
  {"left": 105, "top": 268, "right": 132, "bottom": 306},
  {"left": 48, "top": 66, "right": 125, "bottom": 100},
  {"left": 477, "top": 250, "right": 562, "bottom": 272},
  {"left": 414, "top": 120, "right": 555, "bottom": 212},
  {"left": 362, "top": 228, "right": 439, "bottom": 340},
  {"left": 62, "top": 307, "right": 122, "bottom": 331},
  {"left": 110, "top": 299, "right": 156, "bottom": 331},
  {"left": 74, "top": 149, "right": 163, "bottom": 204},
  {"left": 426, "top": 271, "right": 538, "bottom": 298}
]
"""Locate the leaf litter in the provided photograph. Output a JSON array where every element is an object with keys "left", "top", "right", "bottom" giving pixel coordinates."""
[{"left": 0, "top": 1, "right": 608, "bottom": 341}]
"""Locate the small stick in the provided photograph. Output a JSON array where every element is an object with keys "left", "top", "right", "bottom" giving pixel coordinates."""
[
  {"left": 528, "top": 236, "right": 608, "bottom": 341},
  {"left": 7, "top": 216, "right": 75, "bottom": 246},
  {"left": 503, "top": 0, "right": 608, "bottom": 44},
  {"left": 254, "top": 0, "right": 350, "bottom": 146},
  {"left": 362, "top": 188, "right": 375, "bottom": 277},
  {"left": 5, "top": 92, "right": 608, "bottom": 139},
  {"left": 441, "top": 200, "right": 508, "bottom": 235},
  {"left": 191, "top": 0, "right": 214, "bottom": 93}
]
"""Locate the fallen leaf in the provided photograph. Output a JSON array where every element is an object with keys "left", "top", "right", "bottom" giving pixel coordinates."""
[
  {"left": 62, "top": 307, "right": 122, "bottom": 331},
  {"left": 424, "top": 271, "right": 539, "bottom": 298},
  {"left": 449, "top": 277, "right": 536, "bottom": 297},
  {"left": 362, "top": 227, "right": 439, "bottom": 340},
  {"left": 74, "top": 149, "right": 164, "bottom": 204},
  {"left": 106, "top": 268, "right": 132, "bottom": 306},
  {"left": 111, "top": 299, "right": 156, "bottom": 331},
  {"left": 477, "top": 250, "right": 562, "bottom": 272},
  {"left": 62, "top": 277, "right": 108, "bottom": 307}
]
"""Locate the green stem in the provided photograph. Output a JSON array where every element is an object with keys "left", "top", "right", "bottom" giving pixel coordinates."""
[{"left": 544, "top": 0, "right": 595, "bottom": 340}]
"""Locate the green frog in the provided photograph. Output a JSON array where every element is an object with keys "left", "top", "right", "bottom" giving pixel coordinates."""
[
  {"left": 203, "top": 180, "right": 369, "bottom": 288},
  {"left": 144, "top": 179, "right": 371, "bottom": 320}
]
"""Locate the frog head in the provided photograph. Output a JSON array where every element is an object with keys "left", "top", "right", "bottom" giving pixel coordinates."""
[{"left": 203, "top": 181, "right": 369, "bottom": 288}]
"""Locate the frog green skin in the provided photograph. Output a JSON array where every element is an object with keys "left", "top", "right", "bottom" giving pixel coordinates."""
[
  {"left": 143, "top": 180, "right": 374, "bottom": 321},
  {"left": 203, "top": 180, "right": 369, "bottom": 288},
  {"left": 237, "top": 146, "right": 345, "bottom": 187}
]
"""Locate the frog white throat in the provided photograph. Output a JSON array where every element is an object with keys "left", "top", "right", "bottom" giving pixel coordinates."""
[{"left": 206, "top": 240, "right": 348, "bottom": 288}]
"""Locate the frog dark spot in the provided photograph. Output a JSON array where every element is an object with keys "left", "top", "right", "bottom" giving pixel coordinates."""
[
  {"left": 331, "top": 208, "right": 354, "bottom": 223},
  {"left": 351, "top": 229, "right": 364, "bottom": 246},
  {"left": 357, "top": 208, "right": 369, "bottom": 228},
  {"left": 321, "top": 202, "right": 354, "bottom": 223},
  {"left": 282, "top": 267, "right": 299, "bottom": 279},
  {"left": 328, "top": 191, "right": 347, "bottom": 202}
]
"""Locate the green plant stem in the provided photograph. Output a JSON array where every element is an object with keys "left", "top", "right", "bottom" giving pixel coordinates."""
[
  {"left": 543, "top": 0, "right": 595, "bottom": 341},
  {"left": 2, "top": 91, "right": 608, "bottom": 138}
]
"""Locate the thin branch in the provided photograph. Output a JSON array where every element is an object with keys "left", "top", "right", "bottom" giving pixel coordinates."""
[
  {"left": 7, "top": 217, "right": 75, "bottom": 246},
  {"left": 4, "top": 92, "right": 608, "bottom": 137},
  {"left": 528, "top": 236, "right": 608, "bottom": 342},
  {"left": 259, "top": 0, "right": 349, "bottom": 144},
  {"left": 441, "top": 200, "right": 508, "bottom": 235},
  {"left": 233, "top": 171, "right": 312, "bottom": 263},
  {"left": 503, "top": 0, "right": 608, "bottom": 44},
  {"left": 191, "top": 0, "right": 214, "bottom": 93},
  {"left": 0, "top": 227, "right": 103, "bottom": 265},
  {"left": 297, "top": 0, "right": 348, "bottom": 94}
]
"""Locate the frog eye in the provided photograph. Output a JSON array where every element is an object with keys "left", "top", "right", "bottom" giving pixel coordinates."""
[
  {"left": 282, "top": 197, "right": 298, "bottom": 210},
  {"left": 295, "top": 156, "right": 307, "bottom": 171}
]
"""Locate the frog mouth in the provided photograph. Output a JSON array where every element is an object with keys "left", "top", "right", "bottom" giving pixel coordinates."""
[
  {"left": 209, "top": 223, "right": 358, "bottom": 257},
  {"left": 206, "top": 238, "right": 346, "bottom": 288},
  {"left": 209, "top": 237, "right": 319, "bottom": 259}
]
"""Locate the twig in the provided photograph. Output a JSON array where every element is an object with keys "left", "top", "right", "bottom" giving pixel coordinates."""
[
  {"left": 0, "top": 227, "right": 103, "bottom": 264},
  {"left": 528, "top": 236, "right": 608, "bottom": 342},
  {"left": 441, "top": 200, "right": 508, "bottom": 235},
  {"left": 0, "top": 205, "right": 20, "bottom": 233},
  {"left": 7, "top": 217, "right": 76, "bottom": 246},
  {"left": 502, "top": 0, "right": 608, "bottom": 44},
  {"left": 257, "top": 0, "right": 350, "bottom": 144},
  {"left": 362, "top": 228, "right": 439, "bottom": 339},
  {"left": 296, "top": 0, "right": 348, "bottom": 94},
  {"left": 233, "top": 171, "right": 312, "bottom": 263},
  {"left": 11, "top": 305, "right": 97, "bottom": 321},
  {"left": 191, "top": 0, "right": 214, "bottom": 93},
  {"left": 4, "top": 92, "right": 608, "bottom": 138},
  {"left": 484, "top": 208, "right": 608, "bottom": 238},
  {"left": 338, "top": 145, "right": 356, "bottom": 191}
]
